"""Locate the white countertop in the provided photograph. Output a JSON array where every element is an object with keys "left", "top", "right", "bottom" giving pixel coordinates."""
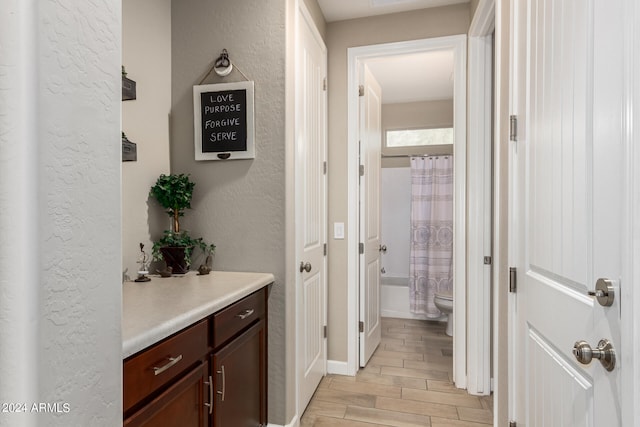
[{"left": 122, "top": 270, "right": 274, "bottom": 359}]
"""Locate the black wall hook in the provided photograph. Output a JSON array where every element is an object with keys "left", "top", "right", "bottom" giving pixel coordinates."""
[{"left": 215, "top": 49, "right": 231, "bottom": 68}]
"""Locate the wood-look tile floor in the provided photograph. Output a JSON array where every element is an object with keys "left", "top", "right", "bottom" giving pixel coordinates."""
[{"left": 300, "top": 317, "right": 493, "bottom": 427}]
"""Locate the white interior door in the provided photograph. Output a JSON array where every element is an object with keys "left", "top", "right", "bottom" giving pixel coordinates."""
[
  {"left": 511, "top": 0, "right": 625, "bottom": 424},
  {"left": 358, "top": 64, "right": 382, "bottom": 367},
  {"left": 295, "top": 5, "right": 327, "bottom": 416}
]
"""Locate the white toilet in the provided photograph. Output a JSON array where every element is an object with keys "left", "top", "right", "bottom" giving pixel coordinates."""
[{"left": 434, "top": 292, "right": 454, "bottom": 336}]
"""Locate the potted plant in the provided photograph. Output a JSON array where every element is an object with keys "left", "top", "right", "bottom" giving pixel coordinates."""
[{"left": 149, "top": 173, "right": 215, "bottom": 274}]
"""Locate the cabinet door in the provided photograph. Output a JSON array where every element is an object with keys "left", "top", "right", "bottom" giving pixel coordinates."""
[
  {"left": 212, "top": 320, "right": 266, "bottom": 427},
  {"left": 125, "top": 362, "right": 209, "bottom": 427}
]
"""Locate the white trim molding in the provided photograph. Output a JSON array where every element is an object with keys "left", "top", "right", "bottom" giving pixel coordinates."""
[
  {"left": 347, "top": 34, "right": 467, "bottom": 385},
  {"left": 466, "top": 33, "right": 493, "bottom": 396},
  {"left": 327, "top": 360, "right": 351, "bottom": 376},
  {"left": 469, "top": 0, "right": 496, "bottom": 36},
  {"left": 268, "top": 415, "right": 300, "bottom": 427},
  {"left": 622, "top": 0, "right": 639, "bottom": 424},
  {"left": 467, "top": 0, "right": 496, "bottom": 398}
]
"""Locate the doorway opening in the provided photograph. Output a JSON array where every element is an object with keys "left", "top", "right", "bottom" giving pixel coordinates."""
[{"left": 346, "top": 34, "right": 469, "bottom": 385}]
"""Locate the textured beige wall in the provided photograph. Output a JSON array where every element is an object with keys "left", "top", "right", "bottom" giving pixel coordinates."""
[
  {"left": 122, "top": 0, "right": 172, "bottom": 277},
  {"left": 171, "top": 0, "right": 289, "bottom": 424},
  {"left": 0, "top": 1, "right": 122, "bottom": 424},
  {"left": 326, "top": 4, "right": 470, "bottom": 362},
  {"left": 381, "top": 99, "right": 454, "bottom": 168},
  {"left": 382, "top": 99, "right": 453, "bottom": 133}
]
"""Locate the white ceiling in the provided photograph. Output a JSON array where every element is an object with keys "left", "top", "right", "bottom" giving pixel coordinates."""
[
  {"left": 365, "top": 49, "right": 454, "bottom": 104},
  {"left": 317, "top": 0, "right": 462, "bottom": 104},
  {"left": 317, "top": 0, "right": 469, "bottom": 23}
]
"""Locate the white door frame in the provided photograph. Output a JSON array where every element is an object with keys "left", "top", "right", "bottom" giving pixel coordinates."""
[
  {"left": 628, "top": 1, "right": 640, "bottom": 422},
  {"left": 346, "top": 35, "right": 467, "bottom": 383},
  {"left": 467, "top": 0, "right": 495, "bottom": 396}
]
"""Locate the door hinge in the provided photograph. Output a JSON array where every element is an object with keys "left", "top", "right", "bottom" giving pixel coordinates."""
[
  {"left": 324, "top": 243, "right": 327, "bottom": 256},
  {"left": 359, "top": 165, "right": 364, "bottom": 177},
  {"left": 509, "top": 422, "right": 517, "bottom": 427},
  {"left": 509, "top": 267, "right": 517, "bottom": 292},
  {"left": 323, "top": 77, "right": 327, "bottom": 91},
  {"left": 509, "top": 115, "right": 518, "bottom": 141},
  {"left": 484, "top": 256, "right": 492, "bottom": 265},
  {"left": 359, "top": 321, "right": 364, "bottom": 333},
  {"left": 323, "top": 161, "right": 327, "bottom": 174},
  {"left": 358, "top": 85, "right": 365, "bottom": 96},
  {"left": 359, "top": 242, "right": 364, "bottom": 254},
  {"left": 323, "top": 325, "right": 327, "bottom": 338}
]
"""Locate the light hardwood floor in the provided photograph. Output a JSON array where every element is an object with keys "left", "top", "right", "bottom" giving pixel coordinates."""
[{"left": 300, "top": 317, "right": 493, "bottom": 427}]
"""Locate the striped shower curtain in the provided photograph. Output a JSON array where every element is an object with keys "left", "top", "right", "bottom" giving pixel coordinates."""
[{"left": 409, "top": 155, "right": 454, "bottom": 316}]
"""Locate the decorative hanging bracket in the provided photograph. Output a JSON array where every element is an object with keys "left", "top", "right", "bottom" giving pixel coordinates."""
[
  {"left": 214, "top": 49, "right": 233, "bottom": 76},
  {"left": 199, "top": 49, "right": 250, "bottom": 85}
]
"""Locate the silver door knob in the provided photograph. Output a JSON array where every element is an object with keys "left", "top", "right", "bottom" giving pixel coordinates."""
[
  {"left": 299, "top": 262, "right": 312, "bottom": 273},
  {"left": 572, "top": 339, "right": 616, "bottom": 371},
  {"left": 379, "top": 245, "right": 387, "bottom": 253},
  {"left": 587, "top": 278, "right": 614, "bottom": 306}
]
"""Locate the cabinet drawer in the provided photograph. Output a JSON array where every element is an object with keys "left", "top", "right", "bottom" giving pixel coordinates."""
[
  {"left": 212, "top": 288, "right": 265, "bottom": 348},
  {"left": 124, "top": 319, "right": 208, "bottom": 413},
  {"left": 124, "top": 361, "right": 208, "bottom": 427}
]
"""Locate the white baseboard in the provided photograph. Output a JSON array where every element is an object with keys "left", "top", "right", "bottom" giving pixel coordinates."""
[
  {"left": 381, "top": 309, "right": 447, "bottom": 322},
  {"left": 327, "top": 359, "right": 352, "bottom": 376},
  {"left": 268, "top": 414, "right": 299, "bottom": 427}
]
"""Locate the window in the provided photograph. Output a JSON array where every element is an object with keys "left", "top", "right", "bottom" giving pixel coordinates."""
[{"left": 385, "top": 127, "right": 453, "bottom": 148}]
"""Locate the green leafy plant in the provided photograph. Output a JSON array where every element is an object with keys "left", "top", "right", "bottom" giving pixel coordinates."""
[
  {"left": 150, "top": 231, "right": 215, "bottom": 266},
  {"left": 149, "top": 174, "right": 215, "bottom": 271},
  {"left": 149, "top": 173, "right": 196, "bottom": 233}
]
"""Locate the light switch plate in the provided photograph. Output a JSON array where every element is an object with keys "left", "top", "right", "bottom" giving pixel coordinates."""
[{"left": 334, "top": 222, "right": 345, "bottom": 239}]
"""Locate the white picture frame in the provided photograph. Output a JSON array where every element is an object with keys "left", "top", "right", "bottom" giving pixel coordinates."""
[{"left": 193, "top": 81, "right": 255, "bottom": 161}]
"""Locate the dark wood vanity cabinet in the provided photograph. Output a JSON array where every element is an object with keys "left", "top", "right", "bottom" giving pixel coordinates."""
[
  {"left": 124, "top": 287, "right": 268, "bottom": 427},
  {"left": 212, "top": 320, "right": 267, "bottom": 427},
  {"left": 124, "top": 361, "right": 208, "bottom": 427}
]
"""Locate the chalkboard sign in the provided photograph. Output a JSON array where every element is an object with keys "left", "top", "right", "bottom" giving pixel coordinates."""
[{"left": 193, "top": 81, "right": 255, "bottom": 160}]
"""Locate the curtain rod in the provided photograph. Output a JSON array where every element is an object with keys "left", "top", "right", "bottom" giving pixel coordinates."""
[{"left": 381, "top": 153, "right": 452, "bottom": 158}]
